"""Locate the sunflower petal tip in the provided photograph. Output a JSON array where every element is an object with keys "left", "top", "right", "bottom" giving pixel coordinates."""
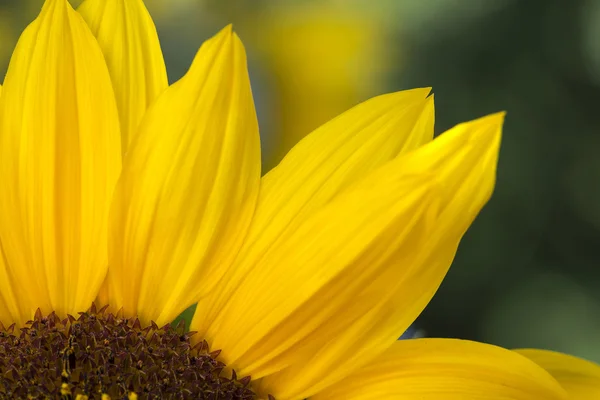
[
  {"left": 478, "top": 111, "right": 506, "bottom": 128},
  {"left": 489, "top": 110, "right": 507, "bottom": 122},
  {"left": 482, "top": 112, "right": 505, "bottom": 142},
  {"left": 41, "top": 0, "right": 68, "bottom": 14},
  {"left": 219, "top": 23, "right": 234, "bottom": 37},
  {"left": 406, "top": 87, "right": 432, "bottom": 98},
  {"left": 213, "top": 24, "right": 245, "bottom": 52},
  {"left": 368, "top": 87, "right": 431, "bottom": 110},
  {"left": 461, "top": 111, "right": 504, "bottom": 144},
  {"left": 58, "top": 0, "right": 75, "bottom": 11}
]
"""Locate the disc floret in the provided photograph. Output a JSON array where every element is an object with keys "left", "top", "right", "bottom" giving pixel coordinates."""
[{"left": 0, "top": 304, "right": 255, "bottom": 399}]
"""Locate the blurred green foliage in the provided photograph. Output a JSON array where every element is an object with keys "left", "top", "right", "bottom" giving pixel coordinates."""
[{"left": 1, "top": 0, "right": 598, "bottom": 363}]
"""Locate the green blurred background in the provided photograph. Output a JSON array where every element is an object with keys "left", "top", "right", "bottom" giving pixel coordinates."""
[{"left": 1, "top": 0, "right": 598, "bottom": 362}]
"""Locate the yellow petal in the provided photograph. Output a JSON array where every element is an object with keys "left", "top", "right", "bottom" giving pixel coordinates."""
[
  {"left": 0, "top": 0, "right": 121, "bottom": 325},
  {"left": 78, "top": 0, "right": 168, "bottom": 307},
  {"left": 108, "top": 26, "right": 261, "bottom": 325},
  {"left": 193, "top": 88, "right": 434, "bottom": 335},
  {"left": 195, "top": 113, "right": 503, "bottom": 400},
  {"left": 78, "top": 0, "right": 168, "bottom": 155},
  {"left": 217, "top": 169, "right": 440, "bottom": 380},
  {"left": 0, "top": 242, "right": 22, "bottom": 325},
  {"left": 312, "top": 339, "right": 569, "bottom": 400},
  {"left": 396, "top": 112, "right": 504, "bottom": 240},
  {"left": 516, "top": 349, "right": 600, "bottom": 399}
]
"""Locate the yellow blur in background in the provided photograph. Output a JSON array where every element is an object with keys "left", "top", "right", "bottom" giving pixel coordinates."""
[{"left": 238, "top": 4, "right": 392, "bottom": 167}]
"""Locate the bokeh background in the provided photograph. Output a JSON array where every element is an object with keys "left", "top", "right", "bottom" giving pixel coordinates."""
[{"left": 1, "top": 0, "right": 598, "bottom": 362}]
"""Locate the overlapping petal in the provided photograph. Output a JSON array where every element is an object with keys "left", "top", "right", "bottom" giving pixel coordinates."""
[
  {"left": 107, "top": 26, "right": 261, "bottom": 325},
  {"left": 0, "top": 0, "right": 121, "bottom": 325},
  {"left": 194, "top": 112, "right": 502, "bottom": 399},
  {"left": 192, "top": 88, "right": 434, "bottom": 335},
  {"left": 78, "top": 0, "right": 168, "bottom": 155},
  {"left": 217, "top": 166, "right": 440, "bottom": 388},
  {"left": 516, "top": 349, "right": 600, "bottom": 399},
  {"left": 0, "top": 243, "right": 21, "bottom": 326},
  {"left": 77, "top": 0, "right": 169, "bottom": 307},
  {"left": 312, "top": 339, "right": 569, "bottom": 400}
]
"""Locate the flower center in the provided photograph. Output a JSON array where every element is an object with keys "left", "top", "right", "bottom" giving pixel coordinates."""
[{"left": 0, "top": 304, "right": 256, "bottom": 399}]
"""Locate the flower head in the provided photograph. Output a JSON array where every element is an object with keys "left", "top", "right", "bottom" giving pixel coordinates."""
[{"left": 0, "top": 0, "right": 598, "bottom": 399}]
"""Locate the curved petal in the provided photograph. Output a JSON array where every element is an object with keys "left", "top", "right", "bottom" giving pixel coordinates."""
[
  {"left": 78, "top": 0, "right": 168, "bottom": 155},
  {"left": 515, "top": 349, "right": 600, "bottom": 399},
  {"left": 193, "top": 88, "right": 434, "bottom": 335},
  {"left": 0, "top": 243, "right": 22, "bottom": 326},
  {"left": 197, "top": 113, "right": 503, "bottom": 400},
  {"left": 311, "top": 339, "right": 569, "bottom": 400},
  {"left": 0, "top": 0, "right": 121, "bottom": 325},
  {"left": 107, "top": 26, "right": 261, "bottom": 325}
]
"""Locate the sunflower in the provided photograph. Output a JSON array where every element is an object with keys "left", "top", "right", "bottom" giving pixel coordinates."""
[{"left": 0, "top": 0, "right": 599, "bottom": 399}]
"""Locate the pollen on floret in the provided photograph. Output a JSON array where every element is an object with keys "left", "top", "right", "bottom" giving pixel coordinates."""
[{"left": 0, "top": 303, "right": 258, "bottom": 399}]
